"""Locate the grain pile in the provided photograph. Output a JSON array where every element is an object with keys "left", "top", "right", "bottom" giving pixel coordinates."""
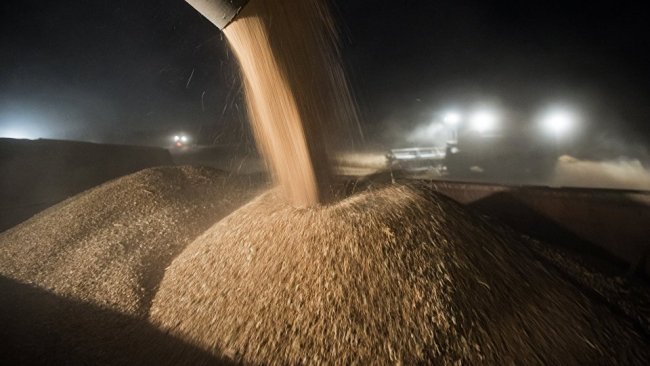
[
  {"left": 151, "top": 183, "right": 650, "bottom": 365},
  {"left": 224, "top": 0, "right": 362, "bottom": 206},
  {"left": 0, "top": 166, "right": 265, "bottom": 317}
]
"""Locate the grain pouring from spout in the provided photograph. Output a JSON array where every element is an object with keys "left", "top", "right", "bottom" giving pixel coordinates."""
[{"left": 186, "top": 0, "right": 363, "bottom": 207}]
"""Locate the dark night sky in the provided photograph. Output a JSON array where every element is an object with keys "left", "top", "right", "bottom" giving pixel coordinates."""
[{"left": 1, "top": 0, "right": 649, "bottom": 150}]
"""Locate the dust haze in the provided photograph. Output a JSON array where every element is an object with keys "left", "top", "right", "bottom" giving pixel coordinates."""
[{"left": 553, "top": 155, "right": 650, "bottom": 190}]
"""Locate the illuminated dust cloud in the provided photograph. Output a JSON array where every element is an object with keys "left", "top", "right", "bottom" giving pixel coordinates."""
[
  {"left": 224, "top": 0, "right": 361, "bottom": 206},
  {"left": 150, "top": 183, "right": 649, "bottom": 365}
]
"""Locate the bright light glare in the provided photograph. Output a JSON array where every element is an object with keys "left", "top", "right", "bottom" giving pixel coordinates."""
[
  {"left": 443, "top": 112, "right": 461, "bottom": 125},
  {"left": 1, "top": 108, "right": 64, "bottom": 140},
  {"left": 542, "top": 110, "right": 575, "bottom": 137},
  {"left": 174, "top": 135, "right": 180, "bottom": 142},
  {"left": 0, "top": 122, "right": 43, "bottom": 139},
  {"left": 0, "top": 128, "right": 35, "bottom": 139},
  {"left": 181, "top": 135, "right": 188, "bottom": 143},
  {"left": 470, "top": 111, "right": 498, "bottom": 133}
]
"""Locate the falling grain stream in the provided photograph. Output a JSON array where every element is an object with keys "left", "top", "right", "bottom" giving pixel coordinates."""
[{"left": 224, "top": 0, "right": 361, "bottom": 206}]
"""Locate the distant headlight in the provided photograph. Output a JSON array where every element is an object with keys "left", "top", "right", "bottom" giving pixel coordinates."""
[
  {"left": 539, "top": 107, "right": 580, "bottom": 140},
  {"left": 470, "top": 111, "right": 498, "bottom": 133},
  {"left": 443, "top": 112, "right": 461, "bottom": 125},
  {"left": 541, "top": 110, "right": 576, "bottom": 137}
]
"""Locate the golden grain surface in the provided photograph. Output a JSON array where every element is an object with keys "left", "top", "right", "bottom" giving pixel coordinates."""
[
  {"left": 151, "top": 183, "right": 650, "bottom": 365},
  {"left": 0, "top": 166, "right": 265, "bottom": 317}
]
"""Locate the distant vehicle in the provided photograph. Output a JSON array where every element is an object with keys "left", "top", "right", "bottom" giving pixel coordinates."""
[
  {"left": 444, "top": 126, "right": 557, "bottom": 182},
  {"left": 386, "top": 147, "right": 446, "bottom": 171},
  {"left": 172, "top": 134, "right": 191, "bottom": 149}
]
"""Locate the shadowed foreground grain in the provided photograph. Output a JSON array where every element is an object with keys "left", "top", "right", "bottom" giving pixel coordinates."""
[
  {"left": 0, "top": 276, "right": 230, "bottom": 366},
  {"left": 151, "top": 183, "right": 650, "bottom": 365}
]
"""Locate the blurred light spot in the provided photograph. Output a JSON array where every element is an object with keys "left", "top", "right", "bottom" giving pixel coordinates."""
[
  {"left": 443, "top": 112, "right": 461, "bottom": 126},
  {"left": 470, "top": 110, "right": 498, "bottom": 133}
]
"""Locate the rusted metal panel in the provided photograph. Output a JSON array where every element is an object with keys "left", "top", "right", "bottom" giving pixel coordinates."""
[{"left": 429, "top": 180, "right": 650, "bottom": 274}]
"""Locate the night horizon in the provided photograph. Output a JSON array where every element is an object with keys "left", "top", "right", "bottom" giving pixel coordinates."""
[{"left": 1, "top": 0, "right": 649, "bottom": 153}]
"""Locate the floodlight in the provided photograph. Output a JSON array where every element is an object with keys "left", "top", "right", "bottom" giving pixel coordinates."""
[
  {"left": 443, "top": 112, "right": 461, "bottom": 125},
  {"left": 470, "top": 111, "right": 498, "bottom": 133}
]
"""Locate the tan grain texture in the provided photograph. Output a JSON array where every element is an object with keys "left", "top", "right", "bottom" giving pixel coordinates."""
[
  {"left": 224, "top": 0, "right": 362, "bottom": 206},
  {"left": 151, "top": 183, "right": 650, "bottom": 365},
  {"left": 0, "top": 166, "right": 265, "bottom": 317}
]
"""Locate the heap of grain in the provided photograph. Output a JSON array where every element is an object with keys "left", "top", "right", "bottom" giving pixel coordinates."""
[
  {"left": 150, "top": 183, "right": 649, "bottom": 365},
  {"left": 0, "top": 166, "right": 264, "bottom": 317},
  {"left": 224, "top": 0, "right": 362, "bottom": 206}
]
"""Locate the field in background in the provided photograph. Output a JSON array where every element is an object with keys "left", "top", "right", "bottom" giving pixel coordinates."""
[{"left": 0, "top": 138, "right": 172, "bottom": 231}]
